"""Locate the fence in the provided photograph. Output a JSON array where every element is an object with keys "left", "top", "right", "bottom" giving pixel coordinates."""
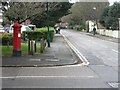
[{"left": 97, "top": 29, "right": 120, "bottom": 38}]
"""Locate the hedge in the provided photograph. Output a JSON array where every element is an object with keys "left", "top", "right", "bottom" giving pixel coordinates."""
[
  {"left": 1, "top": 33, "right": 13, "bottom": 45},
  {"left": 35, "top": 27, "right": 54, "bottom": 42},
  {"left": 1, "top": 27, "right": 54, "bottom": 46},
  {"left": 22, "top": 27, "right": 54, "bottom": 42}
]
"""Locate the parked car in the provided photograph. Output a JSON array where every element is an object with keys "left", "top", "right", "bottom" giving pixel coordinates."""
[
  {"left": 7, "top": 25, "right": 32, "bottom": 33},
  {"left": 4, "top": 26, "right": 12, "bottom": 33},
  {"left": 0, "top": 27, "right": 5, "bottom": 34},
  {"left": 21, "top": 25, "right": 32, "bottom": 32},
  {"left": 28, "top": 24, "right": 36, "bottom": 30}
]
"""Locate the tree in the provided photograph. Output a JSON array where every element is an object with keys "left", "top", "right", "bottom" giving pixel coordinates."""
[
  {"left": 99, "top": 6, "right": 109, "bottom": 27},
  {"left": 3, "top": 2, "right": 45, "bottom": 23},
  {"left": 100, "top": 2, "right": 120, "bottom": 30},
  {"left": 31, "top": 2, "right": 72, "bottom": 27},
  {"left": 2, "top": 17, "right": 11, "bottom": 26},
  {"left": 61, "top": 2, "right": 109, "bottom": 27},
  {"left": 3, "top": 2, "right": 72, "bottom": 27}
]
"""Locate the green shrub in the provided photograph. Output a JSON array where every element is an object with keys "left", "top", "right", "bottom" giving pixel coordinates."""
[
  {"left": 22, "top": 27, "right": 54, "bottom": 42},
  {"left": 2, "top": 33, "right": 13, "bottom": 45},
  {"left": 22, "top": 31, "right": 45, "bottom": 41},
  {"left": 73, "top": 24, "right": 85, "bottom": 31},
  {"left": 69, "top": 25, "right": 74, "bottom": 29},
  {"left": 75, "top": 25, "right": 80, "bottom": 31},
  {"left": 36, "top": 27, "right": 54, "bottom": 42}
]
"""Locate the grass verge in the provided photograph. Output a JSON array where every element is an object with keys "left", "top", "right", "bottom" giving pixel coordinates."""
[{"left": 1, "top": 43, "right": 40, "bottom": 56}]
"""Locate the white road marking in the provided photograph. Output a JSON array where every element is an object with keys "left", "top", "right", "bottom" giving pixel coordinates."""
[
  {"left": 45, "top": 59, "right": 59, "bottom": 62},
  {"left": 1, "top": 75, "right": 94, "bottom": 79},
  {"left": 112, "top": 49, "right": 119, "bottom": 53},
  {"left": 108, "top": 82, "right": 119, "bottom": 88},
  {"left": 61, "top": 33, "right": 89, "bottom": 66}
]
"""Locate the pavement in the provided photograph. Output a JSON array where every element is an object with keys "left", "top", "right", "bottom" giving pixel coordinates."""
[
  {"left": 2, "top": 31, "right": 118, "bottom": 67},
  {"left": 86, "top": 32, "right": 119, "bottom": 43},
  {"left": 2, "top": 30, "right": 119, "bottom": 88},
  {"left": 2, "top": 34, "right": 80, "bottom": 67},
  {"left": 2, "top": 32, "right": 120, "bottom": 67}
]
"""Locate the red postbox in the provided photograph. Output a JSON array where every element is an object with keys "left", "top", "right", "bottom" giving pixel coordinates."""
[{"left": 12, "top": 21, "right": 22, "bottom": 56}]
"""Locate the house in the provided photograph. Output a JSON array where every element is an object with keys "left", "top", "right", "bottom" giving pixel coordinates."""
[{"left": 86, "top": 20, "right": 97, "bottom": 32}]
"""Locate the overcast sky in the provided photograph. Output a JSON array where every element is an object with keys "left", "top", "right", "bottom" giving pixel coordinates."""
[
  {"left": 109, "top": 0, "right": 120, "bottom": 5},
  {"left": 69, "top": 0, "right": 120, "bottom": 4}
]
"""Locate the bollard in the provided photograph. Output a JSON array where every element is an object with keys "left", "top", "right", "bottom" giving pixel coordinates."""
[
  {"left": 34, "top": 40, "right": 37, "bottom": 53},
  {"left": 30, "top": 40, "right": 34, "bottom": 55},
  {"left": 28, "top": 40, "right": 35, "bottom": 55},
  {"left": 28, "top": 40, "right": 30, "bottom": 55},
  {"left": 40, "top": 38, "right": 44, "bottom": 53}
]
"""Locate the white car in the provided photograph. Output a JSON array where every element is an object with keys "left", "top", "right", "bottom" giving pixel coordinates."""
[
  {"left": 0, "top": 27, "right": 5, "bottom": 33},
  {"left": 9, "top": 25, "right": 32, "bottom": 33},
  {"left": 28, "top": 24, "right": 36, "bottom": 30},
  {"left": 21, "top": 25, "right": 32, "bottom": 32}
]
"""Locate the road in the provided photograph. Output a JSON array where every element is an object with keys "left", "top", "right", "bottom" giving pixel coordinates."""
[
  {"left": 2, "top": 29, "right": 119, "bottom": 88},
  {"left": 61, "top": 29, "right": 118, "bottom": 67}
]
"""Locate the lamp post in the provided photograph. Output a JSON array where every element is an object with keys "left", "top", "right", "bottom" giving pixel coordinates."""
[
  {"left": 0, "top": 2, "right": 3, "bottom": 29},
  {"left": 46, "top": 2, "right": 50, "bottom": 47},
  {"left": 93, "top": 7, "right": 97, "bottom": 28},
  {"left": 93, "top": 7, "right": 96, "bottom": 10},
  {"left": 93, "top": 7, "right": 96, "bottom": 23}
]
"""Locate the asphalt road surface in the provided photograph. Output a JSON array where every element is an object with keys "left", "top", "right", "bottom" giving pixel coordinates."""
[{"left": 2, "top": 29, "right": 119, "bottom": 88}]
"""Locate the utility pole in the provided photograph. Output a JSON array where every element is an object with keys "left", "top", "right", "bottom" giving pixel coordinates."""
[
  {"left": 0, "top": 2, "right": 3, "bottom": 29},
  {"left": 93, "top": 7, "right": 98, "bottom": 29},
  {"left": 118, "top": 18, "right": 120, "bottom": 30},
  {"left": 46, "top": 2, "right": 50, "bottom": 47}
]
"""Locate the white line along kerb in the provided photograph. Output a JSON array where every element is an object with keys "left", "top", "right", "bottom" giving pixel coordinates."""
[
  {"left": 112, "top": 49, "right": 120, "bottom": 53},
  {"left": 1, "top": 75, "right": 94, "bottom": 79},
  {"left": 61, "top": 32, "right": 89, "bottom": 66}
]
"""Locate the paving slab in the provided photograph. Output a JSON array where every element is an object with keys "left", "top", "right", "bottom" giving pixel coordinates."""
[
  {"left": 2, "top": 34, "right": 80, "bottom": 67},
  {"left": 86, "top": 33, "right": 119, "bottom": 43}
]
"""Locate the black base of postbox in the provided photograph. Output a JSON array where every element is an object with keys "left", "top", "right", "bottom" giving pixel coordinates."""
[{"left": 13, "top": 50, "right": 21, "bottom": 56}]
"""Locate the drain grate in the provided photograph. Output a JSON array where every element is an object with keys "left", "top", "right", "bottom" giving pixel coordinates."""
[{"left": 108, "top": 82, "right": 119, "bottom": 88}]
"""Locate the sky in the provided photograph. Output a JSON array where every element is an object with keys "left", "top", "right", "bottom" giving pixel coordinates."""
[
  {"left": 109, "top": 0, "right": 120, "bottom": 5},
  {"left": 69, "top": 0, "right": 120, "bottom": 4}
]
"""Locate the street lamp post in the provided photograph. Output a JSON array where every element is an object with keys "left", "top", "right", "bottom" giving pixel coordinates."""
[
  {"left": 93, "top": 7, "right": 97, "bottom": 28},
  {"left": 46, "top": 2, "right": 50, "bottom": 47},
  {"left": 0, "top": 2, "right": 3, "bottom": 29},
  {"left": 93, "top": 7, "right": 96, "bottom": 10}
]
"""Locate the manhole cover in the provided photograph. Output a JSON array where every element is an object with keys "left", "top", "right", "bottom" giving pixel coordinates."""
[
  {"left": 29, "top": 59, "right": 41, "bottom": 61},
  {"left": 45, "top": 59, "right": 59, "bottom": 62},
  {"left": 108, "top": 82, "right": 119, "bottom": 88}
]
